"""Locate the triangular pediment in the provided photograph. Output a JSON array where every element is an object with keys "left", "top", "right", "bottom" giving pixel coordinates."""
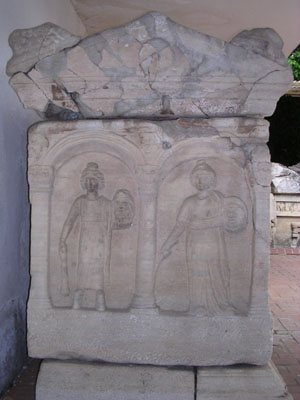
[{"left": 7, "top": 12, "right": 292, "bottom": 119}]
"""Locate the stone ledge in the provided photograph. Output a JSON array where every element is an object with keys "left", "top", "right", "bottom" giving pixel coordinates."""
[
  {"left": 36, "top": 361, "right": 195, "bottom": 400},
  {"left": 197, "top": 362, "right": 293, "bottom": 399},
  {"left": 36, "top": 361, "right": 293, "bottom": 400}
]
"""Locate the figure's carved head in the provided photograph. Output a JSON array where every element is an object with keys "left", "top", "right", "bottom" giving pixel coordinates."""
[
  {"left": 190, "top": 160, "right": 217, "bottom": 191},
  {"left": 80, "top": 162, "right": 105, "bottom": 192}
]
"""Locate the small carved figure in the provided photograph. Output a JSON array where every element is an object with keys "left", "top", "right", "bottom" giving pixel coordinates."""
[
  {"left": 155, "top": 160, "right": 247, "bottom": 315},
  {"left": 59, "top": 162, "right": 134, "bottom": 310}
]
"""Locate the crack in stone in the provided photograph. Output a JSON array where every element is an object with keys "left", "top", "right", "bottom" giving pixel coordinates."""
[
  {"left": 67, "top": 68, "right": 88, "bottom": 93},
  {"left": 80, "top": 45, "right": 125, "bottom": 102},
  {"left": 191, "top": 101, "right": 210, "bottom": 118},
  {"left": 137, "top": 57, "right": 163, "bottom": 112},
  {"left": 8, "top": 16, "right": 291, "bottom": 120},
  {"left": 103, "top": 37, "right": 124, "bottom": 66},
  {"left": 37, "top": 27, "right": 52, "bottom": 61},
  {"left": 241, "top": 69, "right": 280, "bottom": 108},
  {"left": 26, "top": 69, "right": 78, "bottom": 114},
  {"left": 25, "top": 72, "right": 50, "bottom": 103}
]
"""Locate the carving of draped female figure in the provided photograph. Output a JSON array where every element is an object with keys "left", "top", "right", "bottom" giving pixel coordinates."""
[{"left": 155, "top": 161, "right": 246, "bottom": 315}]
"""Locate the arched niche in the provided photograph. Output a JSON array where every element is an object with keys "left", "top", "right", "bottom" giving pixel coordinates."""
[{"left": 155, "top": 141, "right": 253, "bottom": 315}]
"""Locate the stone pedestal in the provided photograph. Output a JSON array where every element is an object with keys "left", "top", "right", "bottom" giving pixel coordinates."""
[{"left": 36, "top": 361, "right": 292, "bottom": 400}]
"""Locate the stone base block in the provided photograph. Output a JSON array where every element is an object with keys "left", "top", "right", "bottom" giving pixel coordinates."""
[
  {"left": 36, "top": 360, "right": 195, "bottom": 400},
  {"left": 36, "top": 361, "right": 292, "bottom": 400},
  {"left": 197, "top": 362, "right": 293, "bottom": 399},
  {"left": 28, "top": 308, "right": 273, "bottom": 366}
]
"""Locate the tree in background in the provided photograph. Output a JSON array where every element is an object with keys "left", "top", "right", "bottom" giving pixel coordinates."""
[
  {"left": 288, "top": 44, "right": 300, "bottom": 81},
  {"left": 267, "top": 45, "right": 300, "bottom": 167}
]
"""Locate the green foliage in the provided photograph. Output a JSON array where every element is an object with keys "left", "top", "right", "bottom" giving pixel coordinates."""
[
  {"left": 267, "top": 95, "right": 300, "bottom": 166},
  {"left": 288, "top": 45, "right": 300, "bottom": 81}
]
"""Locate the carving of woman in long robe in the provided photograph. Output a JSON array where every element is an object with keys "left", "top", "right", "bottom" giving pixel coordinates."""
[{"left": 156, "top": 161, "right": 232, "bottom": 315}]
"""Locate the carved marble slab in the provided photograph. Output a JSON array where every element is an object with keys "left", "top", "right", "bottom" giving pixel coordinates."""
[
  {"left": 276, "top": 196, "right": 300, "bottom": 217},
  {"left": 7, "top": 12, "right": 292, "bottom": 120},
  {"left": 27, "top": 118, "right": 273, "bottom": 366}
]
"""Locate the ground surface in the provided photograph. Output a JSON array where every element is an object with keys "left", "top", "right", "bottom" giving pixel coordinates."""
[
  {"left": 2, "top": 254, "right": 300, "bottom": 400},
  {"left": 270, "top": 255, "right": 300, "bottom": 400}
]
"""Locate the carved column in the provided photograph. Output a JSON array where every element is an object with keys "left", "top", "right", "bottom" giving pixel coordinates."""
[
  {"left": 28, "top": 165, "right": 54, "bottom": 309},
  {"left": 132, "top": 166, "right": 158, "bottom": 309}
]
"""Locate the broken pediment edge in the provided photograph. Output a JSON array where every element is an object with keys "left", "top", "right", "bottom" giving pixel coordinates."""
[
  {"left": 6, "top": 22, "right": 81, "bottom": 77},
  {"left": 7, "top": 12, "right": 292, "bottom": 120},
  {"left": 7, "top": 13, "right": 290, "bottom": 76}
]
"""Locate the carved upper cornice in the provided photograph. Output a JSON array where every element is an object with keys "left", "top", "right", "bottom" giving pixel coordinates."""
[{"left": 7, "top": 12, "right": 292, "bottom": 119}]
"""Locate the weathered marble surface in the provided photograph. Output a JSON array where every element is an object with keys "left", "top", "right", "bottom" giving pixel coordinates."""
[
  {"left": 290, "top": 162, "right": 300, "bottom": 174},
  {"left": 36, "top": 361, "right": 194, "bottom": 400},
  {"left": 36, "top": 361, "right": 292, "bottom": 400},
  {"left": 271, "top": 163, "right": 300, "bottom": 194},
  {"left": 27, "top": 118, "right": 273, "bottom": 365},
  {"left": 197, "top": 362, "right": 293, "bottom": 400},
  {"left": 7, "top": 12, "right": 292, "bottom": 119},
  {"left": 6, "top": 23, "right": 80, "bottom": 76}
]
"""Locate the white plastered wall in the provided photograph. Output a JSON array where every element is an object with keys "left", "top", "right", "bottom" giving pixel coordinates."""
[
  {"left": 0, "top": 0, "right": 85, "bottom": 394},
  {"left": 71, "top": 0, "right": 300, "bottom": 56}
]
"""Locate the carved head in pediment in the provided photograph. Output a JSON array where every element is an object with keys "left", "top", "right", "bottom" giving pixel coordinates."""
[
  {"left": 190, "top": 160, "right": 217, "bottom": 191},
  {"left": 80, "top": 162, "right": 105, "bottom": 192}
]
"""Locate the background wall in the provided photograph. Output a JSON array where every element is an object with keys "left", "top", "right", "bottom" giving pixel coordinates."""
[
  {"left": 71, "top": 0, "right": 300, "bottom": 56},
  {"left": 0, "top": 0, "right": 84, "bottom": 394}
]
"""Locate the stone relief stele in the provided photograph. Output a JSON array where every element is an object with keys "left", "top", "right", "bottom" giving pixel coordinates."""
[{"left": 13, "top": 9, "right": 291, "bottom": 365}]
